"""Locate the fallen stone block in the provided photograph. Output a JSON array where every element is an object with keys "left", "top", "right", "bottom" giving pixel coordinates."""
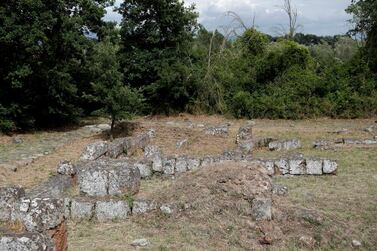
[
  {"left": 269, "top": 139, "right": 301, "bottom": 151},
  {"left": 0, "top": 187, "right": 25, "bottom": 221},
  {"left": 274, "top": 159, "right": 289, "bottom": 175},
  {"left": 134, "top": 160, "right": 152, "bottom": 179},
  {"left": 175, "top": 157, "right": 188, "bottom": 174},
  {"left": 204, "top": 124, "right": 230, "bottom": 137},
  {"left": 306, "top": 159, "right": 323, "bottom": 175},
  {"left": 57, "top": 161, "right": 77, "bottom": 176},
  {"left": 323, "top": 159, "right": 338, "bottom": 174},
  {"left": 126, "top": 133, "right": 151, "bottom": 156},
  {"left": 107, "top": 138, "right": 129, "bottom": 158},
  {"left": 27, "top": 175, "right": 74, "bottom": 199},
  {"left": 80, "top": 141, "right": 108, "bottom": 161},
  {"left": 131, "top": 238, "right": 150, "bottom": 247},
  {"left": 162, "top": 157, "right": 176, "bottom": 175},
  {"left": 12, "top": 198, "right": 65, "bottom": 233},
  {"left": 254, "top": 137, "right": 276, "bottom": 148},
  {"left": 313, "top": 140, "right": 335, "bottom": 150},
  {"left": 0, "top": 232, "right": 55, "bottom": 251},
  {"left": 201, "top": 156, "right": 214, "bottom": 167},
  {"left": 78, "top": 167, "right": 109, "bottom": 197},
  {"left": 186, "top": 158, "right": 201, "bottom": 171},
  {"left": 107, "top": 164, "right": 141, "bottom": 196},
  {"left": 95, "top": 200, "right": 130, "bottom": 222},
  {"left": 132, "top": 200, "right": 157, "bottom": 215},
  {"left": 78, "top": 160, "right": 141, "bottom": 197},
  {"left": 144, "top": 145, "right": 163, "bottom": 173},
  {"left": 263, "top": 160, "right": 275, "bottom": 176},
  {"left": 289, "top": 158, "right": 306, "bottom": 175},
  {"left": 70, "top": 198, "right": 95, "bottom": 221},
  {"left": 236, "top": 122, "right": 254, "bottom": 144}
]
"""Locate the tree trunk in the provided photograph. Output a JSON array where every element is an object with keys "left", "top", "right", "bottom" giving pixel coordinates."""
[{"left": 110, "top": 116, "right": 115, "bottom": 141}]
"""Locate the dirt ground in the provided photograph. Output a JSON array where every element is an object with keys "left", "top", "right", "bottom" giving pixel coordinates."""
[{"left": 1, "top": 114, "right": 377, "bottom": 250}]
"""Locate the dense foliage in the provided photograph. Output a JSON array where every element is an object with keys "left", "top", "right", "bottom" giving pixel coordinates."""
[{"left": 0, "top": 0, "right": 376, "bottom": 133}]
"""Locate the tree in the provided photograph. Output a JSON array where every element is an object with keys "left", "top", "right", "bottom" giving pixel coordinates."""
[
  {"left": 0, "top": 0, "right": 114, "bottom": 131},
  {"left": 276, "top": 0, "right": 301, "bottom": 39},
  {"left": 118, "top": 0, "right": 198, "bottom": 114},
  {"left": 88, "top": 38, "right": 143, "bottom": 139},
  {"left": 347, "top": 0, "right": 377, "bottom": 73}
]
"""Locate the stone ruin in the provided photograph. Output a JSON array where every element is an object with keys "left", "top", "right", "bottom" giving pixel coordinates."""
[{"left": 0, "top": 122, "right": 339, "bottom": 250}]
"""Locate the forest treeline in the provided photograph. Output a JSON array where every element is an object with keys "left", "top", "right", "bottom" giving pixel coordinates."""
[{"left": 1, "top": 0, "right": 376, "bottom": 133}]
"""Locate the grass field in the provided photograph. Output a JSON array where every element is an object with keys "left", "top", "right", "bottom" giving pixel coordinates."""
[{"left": 1, "top": 115, "right": 376, "bottom": 250}]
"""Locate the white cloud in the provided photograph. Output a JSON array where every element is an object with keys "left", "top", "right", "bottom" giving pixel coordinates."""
[{"left": 105, "top": 0, "right": 352, "bottom": 36}]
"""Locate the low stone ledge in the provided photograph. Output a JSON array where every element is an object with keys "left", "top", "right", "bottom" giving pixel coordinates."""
[{"left": 268, "top": 139, "right": 301, "bottom": 151}]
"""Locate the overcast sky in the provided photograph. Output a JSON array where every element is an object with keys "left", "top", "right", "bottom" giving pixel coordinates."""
[{"left": 105, "top": 0, "right": 352, "bottom": 36}]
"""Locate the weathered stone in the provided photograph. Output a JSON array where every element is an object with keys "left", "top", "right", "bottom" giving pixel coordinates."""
[
  {"left": 78, "top": 167, "right": 108, "bottom": 197},
  {"left": 204, "top": 124, "right": 229, "bottom": 137},
  {"left": 144, "top": 145, "right": 163, "bottom": 172},
  {"left": 127, "top": 133, "right": 151, "bottom": 155},
  {"left": 201, "top": 156, "right": 214, "bottom": 167},
  {"left": 63, "top": 198, "right": 71, "bottom": 219},
  {"left": 147, "top": 129, "right": 156, "bottom": 138},
  {"left": 363, "top": 139, "right": 377, "bottom": 145},
  {"left": 236, "top": 123, "right": 254, "bottom": 144},
  {"left": 27, "top": 175, "right": 73, "bottom": 199},
  {"left": 274, "top": 159, "right": 289, "bottom": 175},
  {"left": 176, "top": 139, "right": 189, "bottom": 149},
  {"left": 269, "top": 139, "right": 301, "bottom": 151},
  {"left": 162, "top": 157, "right": 176, "bottom": 175},
  {"left": 57, "top": 160, "right": 77, "bottom": 176},
  {"left": 251, "top": 198, "right": 272, "bottom": 221},
  {"left": 254, "top": 138, "right": 276, "bottom": 148},
  {"left": 323, "top": 159, "right": 338, "bottom": 174},
  {"left": 0, "top": 232, "right": 55, "bottom": 251},
  {"left": 78, "top": 160, "right": 141, "bottom": 197},
  {"left": 160, "top": 205, "right": 173, "bottom": 215},
  {"left": 132, "top": 200, "right": 157, "bottom": 215},
  {"left": 0, "top": 187, "right": 25, "bottom": 221},
  {"left": 364, "top": 125, "right": 376, "bottom": 133},
  {"left": 175, "top": 157, "right": 188, "bottom": 174},
  {"left": 107, "top": 164, "right": 141, "bottom": 196},
  {"left": 272, "top": 184, "right": 288, "bottom": 196},
  {"left": 131, "top": 239, "right": 150, "bottom": 247},
  {"left": 12, "top": 198, "right": 65, "bottom": 232},
  {"left": 237, "top": 141, "right": 254, "bottom": 155},
  {"left": 289, "top": 158, "right": 306, "bottom": 175},
  {"left": 70, "top": 199, "right": 94, "bottom": 221},
  {"left": 306, "top": 159, "right": 323, "bottom": 175},
  {"left": 95, "top": 200, "right": 130, "bottom": 222},
  {"left": 313, "top": 140, "right": 335, "bottom": 150},
  {"left": 134, "top": 160, "right": 152, "bottom": 179},
  {"left": 343, "top": 139, "right": 364, "bottom": 145},
  {"left": 107, "top": 138, "right": 129, "bottom": 158},
  {"left": 186, "top": 158, "right": 201, "bottom": 171},
  {"left": 80, "top": 141, "right": 108, "bottom": 161},
  {"left": 264, "top": 160, "right": 275, "bottom": 175},
  {"left": 352, "top": 240, "right": 362, "bottom": 247},
  {"left": 221, "top": 151, "right": 244, "bottom": 161}
]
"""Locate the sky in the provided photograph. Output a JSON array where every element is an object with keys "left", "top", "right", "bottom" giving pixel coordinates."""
[{"left": 105, "top": 0, "right": 353, "bottom": 36}]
